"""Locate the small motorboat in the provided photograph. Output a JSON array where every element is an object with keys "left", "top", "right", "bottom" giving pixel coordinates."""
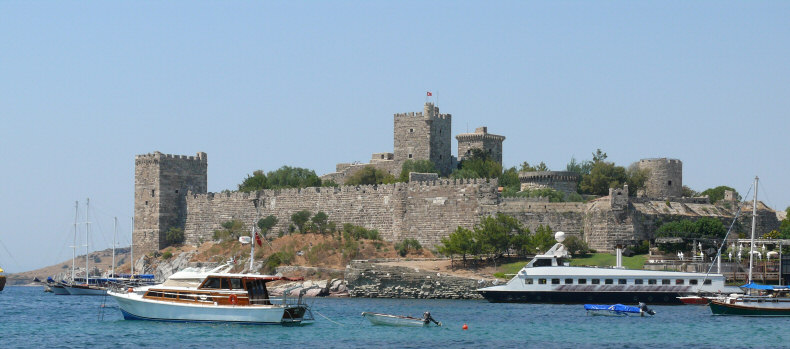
[
  {"left": 361, "top": 311, "right": 441, "bottom": 327},
  {"left": 584, "top": 303, "right": 656, "bottom": 317}
]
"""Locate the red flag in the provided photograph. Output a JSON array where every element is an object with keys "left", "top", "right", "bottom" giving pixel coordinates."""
[
  {"left": 255, "top": 232, "right": 262, "bottom": 246},
  {"left": 427, "top": 91, "right": 432, "bottom": 96}
]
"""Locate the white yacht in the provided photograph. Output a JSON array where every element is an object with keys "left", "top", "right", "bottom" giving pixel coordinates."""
[
  {"left": 478, "top": 232, "right": 740, "bottom": 304},
  {"left": 108, "top": 263, "right": 312, "bottom": 324}
]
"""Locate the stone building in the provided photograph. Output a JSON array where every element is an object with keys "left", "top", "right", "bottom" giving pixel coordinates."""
[
  {"left": 638, "top": 158, "right": 682, "bottom": 198},
  {"left": 134, "top": 151, "right": 207, "bottom": 254},
  {"left": 456, "top": 127, "right": 505, "bottom": 164},
  {"left": 519, "top": 171, "right": 580, "bottom": 196}
]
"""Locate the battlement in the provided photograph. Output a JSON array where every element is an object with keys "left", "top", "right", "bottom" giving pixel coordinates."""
[
  {"left": 639, "top": 158, "right": 681, "bottom": 165},
  {"left": 519, "top": 171, "right": 580, "bottom": 182},
  {"left": 456, "top": 127, "right": 506, "bottom": 142},
  {"left": 393, "top": 103, "right": 451, "bottom": 120},
  {"left": 135, "top": 151, "right": 207, "bottom": 163}
]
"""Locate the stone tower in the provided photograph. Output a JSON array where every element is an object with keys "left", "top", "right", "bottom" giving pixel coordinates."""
[
  {"left": 637, "top": 158, "right": 682, "bottom": 198},
  {"left": 134, "top": 151, "right": 207, "bottom": 255},
  {"left": 456, "top": 126, "right": 506, "bottom": 164},
  {"left": 393, "top": 103, "right": 452, "bottom": 176}
]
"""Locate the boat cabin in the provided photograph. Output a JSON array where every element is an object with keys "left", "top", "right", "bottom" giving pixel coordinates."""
[{"left": 142, "top": 275, "right": 302, "bottom": 306}]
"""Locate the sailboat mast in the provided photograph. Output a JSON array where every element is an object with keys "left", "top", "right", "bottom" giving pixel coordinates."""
[
  {"left": 72, "top": 200, "right": 78, "bottom": 282},
  {"left": 748, "top": 176, "right": 758, "bottom": 285},
  {"left": 86, "top": 198, "right": 90, "bottom": 285},
  {"left": 112, "top": 217, "right": 117, "bottom": 277},
  {"left": 130, "top": 217, "right": 134, "bottom": 277}
]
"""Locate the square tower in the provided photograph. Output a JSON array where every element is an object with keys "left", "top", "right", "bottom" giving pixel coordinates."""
[
  {"left": 456, "top": 126, "right": 506, "bottom": 164},
  {"left": 393, "top": 103, "right": 452, "bottom": 176},
  {"left": 134, "top": 151, "right": 207, "bottom": 255}
]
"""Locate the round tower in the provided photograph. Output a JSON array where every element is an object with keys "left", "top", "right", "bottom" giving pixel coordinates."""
[{"left": 637, "top": 158, "right": 682, "bottom": 198}]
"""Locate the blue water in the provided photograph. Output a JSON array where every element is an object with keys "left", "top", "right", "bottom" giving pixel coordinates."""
[{"left": 2, "top": 286, "right": 789, "bottom": 348}]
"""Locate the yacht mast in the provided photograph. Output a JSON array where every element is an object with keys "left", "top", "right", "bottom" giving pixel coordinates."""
[
  {"left": 131, "top": 217, "right": 134, "bottom": 277},
  {"left": 72, "top": 200, "right": 78, "bottom": 282},
  {"left": 112, "top": 217, "right": 117, "bottom": 277},
  {"left": 86, "top": 198, "right": 90, "bottom": 285},
  {"left": 748, "top": 176, "right": 758, "bottom": 285}
]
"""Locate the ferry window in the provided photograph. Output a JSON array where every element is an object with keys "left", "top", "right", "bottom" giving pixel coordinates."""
[
  {"left": 538, "top": 279, "right": 547, "bottom": 284},
  {"left": 662, "top": 279, "right": 670, "bottom": 285},
  {"left": 703, "top": 280, "right": 712, "bottom": 285},
  {"left": 220, "top": 278, "right": 231, "bottom": 289},
  {"left": 605, "top": 279, "right": 614, "bottom": 285},
  {"left": 578, "top": 279, "right": 587, "bottom": 284},
  {"left": 565, "top": 279, "right": 574, "bottom": 284},
  {"left": 552, "top": 279, "right": 560, "bottom": 285},
  {"left": 618, "top": 279, "right": 627, "bottom": 285},
  {"left": 635, "top": 279, "right": 644, "bottom": 285},
  {"left": 648, "top": 279, "right": 657, "bottom": 285},
  {"left": 689, "top": 279, "right": 698, "bottom": 285},
  {"left": 675, "top": 279, "right": 685, "bottom": 285},
  {"left": 230, "top": 278, "right": 242, "bottom": 289},
  {"left": 525, "top": 278, "right": 534, "bottom": 285},
  {"left": 203, "top": 277, "right": 221, "bottom": 289},
  {"left": 591, "top": 279, "right": 600, "bottom": 284}
]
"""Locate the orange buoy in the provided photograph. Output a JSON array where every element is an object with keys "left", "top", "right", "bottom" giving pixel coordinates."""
[
  {"left": 229, "top": 294, "right": 238, "bottom": 305},
  {"left": 462, "top": 323, "right": 468, "bottom": 330},
  {"left": 127, "top": 288, "right": 134, "bottom": 293}
]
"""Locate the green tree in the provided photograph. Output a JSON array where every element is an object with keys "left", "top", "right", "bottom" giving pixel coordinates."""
[
  {"left": 682, "top": 185, "right": 698, "bottom": 197},
  {"left": 520, "top": 161, "right": 537, "bottom": 172},
  {"left": 321, "top": 179, "right": 339, "bottom": 187},
  {"left": 438, "top": 226, "right": 477, "bottom": 265},
  {"left": 475, "top": 214, "right": 525, "bottom": 266},
  {"left": 238, "top": 170, "right": 267, "bottom": 192},
  {"left": 563, "top": 235, "right": 590, "bottom": 256},
  {"left": 499, "top": 167, "right": 520, "bottom": 195},
  {"left": 700, "top": 186, "right": 741, "bottom": 203},
  {"left": 290, "top": 210, "right": 312, "bottom": 234},
  {"left": 257, "top": 215, "right": 278, "bottom": 238},
  {"left": 399, "top": 159, "right": 439, "bottom": 182},
  {"left": 212, "top": 220, "right": 247, "bottom": 242},
  {"left": 509, "top": 229, "right": 532, "bottom": 257},
  {"left": 531, "top": 225, "right": 556, "bottom": 253},
  {"left": 535, "top": 162, "right": 549, "bottom": 171},
  {"left": 164, "top": 227, "right": 185, "bottom": 246},
  {"left": 780, "top": 207, "right": 790, "bottom": 239},
  {"left": 266, "top": 166, "right": 321, "bottom": 189},
  {"left": 345, "top": 165, "right": 397, "bottom": 185},
  {"left": 655, "top": 217, "right": 727, "bottom": 253},
  {"left": 311, "top": 211, "right": 329, "bottom": 235},
  {"left": 452, "top": 148, "right": 502, "bottom": 179},
  {"left": 592, "top": 149, "right": 608, "bottom": 163},
  {"left": 579, "top": 161, "right": 627, "bottom": 196},
  {"left": 625, "top": 163, "right": 650, "bottom": 197},
  {"left": 566, "top": 156, "right": 593, "bottom": 176},
  {"left": 395, "top": 238, "right": 422, "bottom": 257}
]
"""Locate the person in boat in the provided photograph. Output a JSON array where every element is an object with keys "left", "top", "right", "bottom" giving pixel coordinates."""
[{"left": 422, "top": 311, "right": 441, "bottom": 326}]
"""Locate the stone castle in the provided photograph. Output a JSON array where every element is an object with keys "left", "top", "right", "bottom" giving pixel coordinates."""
[{"left": 133, "top": 103, "right": 783, "bottom": 256}]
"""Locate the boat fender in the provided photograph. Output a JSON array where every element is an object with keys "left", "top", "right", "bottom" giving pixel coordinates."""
[
  {"left": 127, "top": 288, "right": 134, "bottom": 293},
  {"left": 229, "top": 294, "right": 238, "bottom": 305}
]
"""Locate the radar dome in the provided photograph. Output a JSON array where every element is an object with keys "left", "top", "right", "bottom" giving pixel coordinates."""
[{"left": 554, "top": 231, "right": 566, "bottom": 243}]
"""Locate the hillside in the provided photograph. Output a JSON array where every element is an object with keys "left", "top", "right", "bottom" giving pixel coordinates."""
[{"left": 7, "top": 247, "right": 131, "bottom": 285}]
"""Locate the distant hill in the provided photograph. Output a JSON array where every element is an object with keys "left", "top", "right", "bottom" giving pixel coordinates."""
[{"left": 6, "top": 247, "right": 131, "bottom": 286}]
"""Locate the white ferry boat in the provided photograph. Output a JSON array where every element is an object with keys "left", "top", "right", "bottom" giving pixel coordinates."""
[{"left": 478, "top": 232, "right": 739, "bottom": 305}]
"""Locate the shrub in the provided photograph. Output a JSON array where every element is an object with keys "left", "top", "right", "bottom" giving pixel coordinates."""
[
  {"left": 164, "top": 227, "right": 185, "bottom": 245},
  {"left": 395, "top": 238, "right": 422, "bottom": 257},
  {"left": 162, "top": 251, "right": 173, "bottom": 260}
]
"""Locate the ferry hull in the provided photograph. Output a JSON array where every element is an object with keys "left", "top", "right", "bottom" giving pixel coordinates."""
[
  {"left": 709, "top": 300, "right": 790, "bottom": 316},
  {"left": 479, "top": 290, "right": 684, "bottom": 305},
  {"left": 111, "top": 292, "right": 307, "bottom": 324}
]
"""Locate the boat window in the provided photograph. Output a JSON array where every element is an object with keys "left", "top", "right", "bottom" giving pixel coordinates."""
[
  {"left": 230, "top": 278, "right": 242, "bottom": 289},
  {"left": 703, "top": 279, "right": 712, "bottom": 285},
  {"left": 578, "top": 279, "right": 587, "bottom": 284},
  {"left": 648, "top": 279, "right": 657, "bottom": 285},
  {"left": 538, "top": 279, "right": 547, "bottom": 284},
  {"left": 676, "top": 279, "right": 685, "bottom": 285},
  {"left": 220, "top": 278, "right": 231, "bottom": 289},
  {"left": 203, "top": 277, "right": 221, "bottom": 289},
  {"left": 618, "top": 279, "right": 627, "bottom": 285},
  {"left": 662, "top": 279, "right": 670, "bottom": 285},
  {"left": 551, "top": 279, "right": 560, "bottom": 285},
  {"left": 635, "top": 279, "right": 644, "bottom": 285},
  {"left": 605, "top": 279, "right": 614, "bottom": 285},
  {"left": 532, "top": 258, "right": 553, "bottom": 267},
  {"left": 164, "top": 291, "right": 177, "bottom": 299},
  {"left": 147, "top": 291, "right": 163, "bottom": 298},
  {"left": 525, "top": 278, "right": 533, "bottom": 285},
  {"left": 689, "top": 279, "right": 698, "bottom": 285},
  {"left": 591, "top": 279, "right": 600, "bottom": 284},
  {"left": 564, "top": 278, "right": 573, "bottom": 284}
]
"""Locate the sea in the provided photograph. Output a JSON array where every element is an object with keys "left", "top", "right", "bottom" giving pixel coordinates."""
[{"left": 2, "top": 286, "right": 789, "bottom": 348}]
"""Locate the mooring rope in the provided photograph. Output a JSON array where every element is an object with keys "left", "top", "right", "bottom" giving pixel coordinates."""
[{"left": 314, "top": 310, "right": 345, "bottom": 326}]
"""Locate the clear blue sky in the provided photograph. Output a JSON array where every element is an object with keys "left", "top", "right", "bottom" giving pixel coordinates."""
[{"left": 1, "top": 1, "right": 788, "bottom": 272}]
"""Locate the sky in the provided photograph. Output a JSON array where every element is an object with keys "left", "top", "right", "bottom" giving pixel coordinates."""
[{"left": 1, "top": 1, "right": 788, "bottom": 272}]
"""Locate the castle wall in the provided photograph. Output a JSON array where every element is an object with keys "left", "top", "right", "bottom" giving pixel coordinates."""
[
  {"left": 489, "top": 200, "right": 587, "bottom": 237},
  {"left": 183, "top": 179, "right": 499, "bottom": 249}
]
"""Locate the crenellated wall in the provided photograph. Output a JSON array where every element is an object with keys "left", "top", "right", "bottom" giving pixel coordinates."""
[{"left": 183, "top": 179, "right": 499, "bottom": 248}]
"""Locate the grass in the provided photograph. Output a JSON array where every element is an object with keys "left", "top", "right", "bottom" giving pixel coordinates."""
[
  {"left": 570, "top": 253, "right": 647, "bottom": 269},
  {"left": 494, "top": 253, "right": 649, "bottom": 278}
]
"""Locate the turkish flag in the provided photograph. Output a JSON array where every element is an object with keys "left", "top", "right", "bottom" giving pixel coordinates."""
[
  {"left": 255, "top": 232, "right": 262, "bottom": 246},
  {"left": 427, "top": 92, "right": 432, "bottom": 96}
]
